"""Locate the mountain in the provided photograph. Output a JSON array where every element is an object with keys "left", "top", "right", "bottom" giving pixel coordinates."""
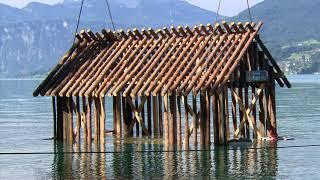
[
  {"left": 233, "top": 0, "right": 320, "bottom": 74},
  {"left": 0, "top": 0, "right": 223, "bottom": 78}
]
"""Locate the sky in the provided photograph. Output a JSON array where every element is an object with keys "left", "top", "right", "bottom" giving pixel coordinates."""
[{"left": 0, "top": 0, "right": 264, "bottom": 16}]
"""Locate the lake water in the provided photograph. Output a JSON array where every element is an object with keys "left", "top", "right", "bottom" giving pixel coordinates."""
[{"left": 0, "top": 75, "right": 319, "bottom": 179}]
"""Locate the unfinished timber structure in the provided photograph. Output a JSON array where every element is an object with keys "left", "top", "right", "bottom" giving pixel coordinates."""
[{"left": 33, "top": 21, "right": 291, "bottom": 146}]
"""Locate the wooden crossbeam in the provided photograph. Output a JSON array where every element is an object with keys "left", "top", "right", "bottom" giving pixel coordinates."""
[
  {"left": 126, "top": 97, "right": 150, "bottom": 136},
  {"left": 232, "top": 84, "right": 265, "bottom": 138}
]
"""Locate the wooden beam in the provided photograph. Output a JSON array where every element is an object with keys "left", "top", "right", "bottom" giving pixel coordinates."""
[
  {"left": 164, "top": 94, "right": 169, "bottom": 144},
  {"left": 200, "top": 91, "right": 206, "bottom": 145},
  {"left": 147, "top": 96, "right": 152, "bottom": 135},
  {"left": 56, "top": 96, "right": 63, "bottom": 141},
  {"left": 205, "top": 92, "right": 211, "bottom": 145},
  {"left": 75, "top": 96, "right": 81, "bottom": 143}
]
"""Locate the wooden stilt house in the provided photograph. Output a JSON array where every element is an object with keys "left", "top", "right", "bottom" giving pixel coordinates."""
[{"left": 33, "top": 21, "right": 291, "bottom": 145}]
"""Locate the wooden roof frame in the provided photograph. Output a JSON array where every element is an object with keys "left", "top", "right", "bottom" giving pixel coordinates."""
[{"left": 33, "top": 21, "right": 291, "bottom": 98}]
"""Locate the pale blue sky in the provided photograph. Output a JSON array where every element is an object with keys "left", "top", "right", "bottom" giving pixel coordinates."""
[{"left": 0, "top": 0, "right": 263, "bottom": 16}]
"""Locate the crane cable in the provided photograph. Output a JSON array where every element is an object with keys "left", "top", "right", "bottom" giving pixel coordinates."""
[
  {"left": 215, "top": 0, "right": 222, "bottom": 23},
  {"left": 72, "top": 0, "right": 116, "bottom": 45},
  {"left": 246, "top": 0, "right": 253, "bottom": 23},
  {"left": 105, "top": 0, "right": 116, "bottom": 31},
  {"left": 73, "top": 0, "right": 85, "bottom": 44}
]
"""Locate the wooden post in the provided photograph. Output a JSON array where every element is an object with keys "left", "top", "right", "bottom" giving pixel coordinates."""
[
  {"left": 192, "top": 94, "right": 198, "bottom": 146},
  {"left": 169, "top": 93, "right": 177, "bottom": 144},
  {"left": 116, "top": 96, "right": 122, "bottom": 137},
  {"left": 100, "top": 97, "right": 106, "bottom": 144},
  {"left": 238, "top": 87, "right": 245, "bottom": 138},
  {"left": 56, "top": 96, "right": 63, "bottom": 141},
  {"left": 122, "top": 97, "right": 129, "bottom": 136},
  {"left": 212, "top": 93, "right": 219, "bottom": 144},
  {"left": 200, "top": 91, "right": 206, "bottom": 145},
  {"left": 75, "top": 96, "right": 81, "bottom": 143},
  {"left": 153, "top": 96, "right": 159, "bottom": 137},
  {"left": 86, "top": 97, "right": 92, "bottom": 144},
  {"left": 135, "top": 99, "right": 140, "bottom": 137},
  {"left": 252, "top": 87, "right": 257, "bottom": 138},
  {"left": 93, "top": 97, "right": 100, "bottom": 143},
  {"left": 67, "top": 97, "right": 74, "bottom": 144},
  {"left": 183, "top": 96, "right": 189, "bottom": 146},
  {"left": 82, "top": 97, "right": 87, "bottom": 144},
  {"left": 245, "top": 87, "right": 250, "bottom": 139},
  {"left": 231, "top": 87, "right": 237, "bottom": 136},
  {"left": 113, "top": 96, "right": 122, "bottom": 137},
  {"left": 218, "top": 93, "right": 225, "bottom": 144},
  {"left": 62, "top": 97, "right": 67, "bottom": 141},
  {"left": 164, "top": 94, "right": 169, "bottom": 144},
  {"left": 141, "top": 97, "right": 146, "bottom": 136},
  {"left": 224, "top": 87, "right": 230, "bottom": 141},
  {"left": 158, "top": 94, "right": 163, "bottom": 137},
  {"left": 52, "top": 97, "right": 57, "bottom": 139},
  {"left": 205, "top": 92, "right": 211, "bottom": 145},
  {"left": 177, "top": 96, "right": 182, "bottom": 145},
  {"left": 269, "top": 67, "right": 278, "bottom": 138},
  {"left": 147, "top": 96, "right": 152, "bottom": 135}
]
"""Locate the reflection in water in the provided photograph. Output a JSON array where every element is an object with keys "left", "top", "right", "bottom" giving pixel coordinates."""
[{"left": 49, "top": 140, "right": 278, "bottom": 179}]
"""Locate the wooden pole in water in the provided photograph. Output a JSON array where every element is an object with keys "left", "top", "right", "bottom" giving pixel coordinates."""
[
  {"left": 213, "top": 93, "right": 219, "bottom": 144},
  {"left": 122, "top": 97, "right": 129, "bottom": 136},
  {"left": 177, "top": 96, "right": 182, "bottom": 145},
  {"left": 62, "top": 97, "right": 67, "bottom": 141},
  {"left": 224, "top": 87, "right": 230, "bottom": 141},
  {"left": 75, "top": 96, "right": 81, "bottom": 143},
  {"left": 93, "top": 97, "right": 100, "bottom": 143},
  {"left": 135, "top": 99, "right": 140, "bottom": 137},
  {"left": 269, "top": 67, "right": 278, "bottom": 138},
  {"left": 52, "top": 97, "right": 57, "bottom": 140},
  {"left": 82, "top": 97, "right": 87, "bottom": 144},
  {"left": 116, "top": 96, "right": 122, "bottom": 137},
  {"left": 100, "top": 97, "right": 106, "bottom": 144},
  {"left": 67, "top": 97, "right": 74, "bottom": 144},
  {"left": 205, "top": 92, "right": 211, "bottom": 145},
  {"left": 245, "top": 87, "right": 250, "bottom": 139},
  {"left": 141, "top": 97, "right": 146, "bottom": 136},
  {"left": 183, "top": 96, "right": 189, "bottom": 146},
  {"left": 153, "top": 96, "right": 159, "bottom": 137},
  {"left": 218, "top": 93, "right": 225, "bottom": 144},
  {"left": 147, "top": 96, "right": 152, "bottom": 135},
  {"left": 200, "top": 91, "right": 206, "bottom": 145},
  {"left": 158, "top": 94, "right": 163, "bottom": 137},
  {"left": 169, "top": 92, "right": 177, "bottom": 144},
  {"left": 164, "top": 94, "right": 169, "bottom": 144},
  {"left": 56, "top": 96, "right": 63, "bottom": 141},
  {"left": 86, "top": 97, "right": 92, "bottom": 144},
  {"left": 192, "top": 94, "right": 198, "bottom": 146}
]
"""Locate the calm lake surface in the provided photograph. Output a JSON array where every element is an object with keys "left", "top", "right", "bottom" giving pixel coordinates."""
[{"left": 0, "top": 75, "right": 319, "bottom": 179}]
